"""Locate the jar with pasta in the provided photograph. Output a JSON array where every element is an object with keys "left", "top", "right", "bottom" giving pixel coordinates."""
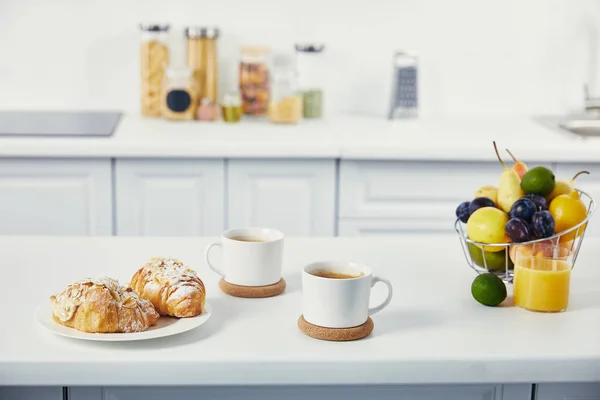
[
  {"left": 239, "top": 46, "right": 270, "bottom": 116},
  {"left": 268, "top": 55, "right": 302, "bottom": 124},
  {"left": 140, "top": 23, "right": 170, "bottom": 117},
  {"left": 161, "top": 66, "right": 198, "bottom": 121}
]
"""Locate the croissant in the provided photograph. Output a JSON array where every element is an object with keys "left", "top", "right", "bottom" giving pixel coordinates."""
[
  {"left": 130, "top": 257, "right": 206, "bottom": 318},
  {"left": 50, "top": 277, "right": 159, "bottom": 333}
]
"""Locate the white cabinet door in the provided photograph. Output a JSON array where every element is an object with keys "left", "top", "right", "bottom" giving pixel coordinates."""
[
  {"left": 554, "top": 163, "right": 599, "bottom": 238},
  {"left": 339, "top": 160, "right": 552, "bottom": 236},
  {"left": 115, "top": 159, "right": 224, "bottom": 236},
  {"left": 70, "top": 384, "right": 529, "bottom": 400},
  {"left": 0, "top": 159, "right": 112, "bottom": 235},
  {"left": 536, "top": 383, "right": 600, "bottom": 399},
  {"left": 228, "top": 160, "right": 336, "bottom": 236},
  {"left": 0, "top": 387, "right": 62, "bottom": 400}
]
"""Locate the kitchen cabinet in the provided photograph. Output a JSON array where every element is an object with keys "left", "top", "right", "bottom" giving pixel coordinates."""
[
  {"left": 115, "top": 159, "right": 224, "bottom": 236},
  {"left": 339, "top": 160, "right": 500, "bottom": 236},
  {"left": 0, "top": 159, "right": 112, "bottom": 236},
  {"left": 536, "top": 383, "right": 600, "bottom": 399},
  {"left": 69, "top": 384, "right": 530, "bottom": 400},
  {"left": 228, "top": 159, "right": 336, "bottom": 236},
  {"left": 338, "top": 160, "right": 555, "bottom": 237},
  {"left": 0, "top": 387, "right": 62, "bottom": 400},
  {"left": 554, "top": 163, "right": 599, "bottom": 238}
]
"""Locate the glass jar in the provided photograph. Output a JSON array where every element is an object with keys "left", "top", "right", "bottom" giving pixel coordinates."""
[
  {"left": 186, "top": 26, "right": 219, "bottom": 120},
  {"left": 221, "top": 92, "right": 243, "bottom": 123},
  {"left": 239, "top": 46, "right": 270, "bottom": 116},
  {"left": 140, "top": 23, "right": 170, "bottom": 117},
  {"left": 268, "top": 56, "right": 302, "bottom": 124},
  {"left": 295, "top": 43, "right": 325, "bottom": 119},
  {"left": 161, "top": 66, "right": 198, "bottom": 121}
]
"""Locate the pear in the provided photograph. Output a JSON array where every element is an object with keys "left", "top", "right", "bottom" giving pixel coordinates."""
[
  {"left": 474, "top": 185, "right": 498, "bottom": 205},
  {"left": 505, "top": 148, "right": 528, "bottom": 179},
  {"left": 493, "top": 141, "right": 524, "bottom": 213},
  {"left": 546, "top": 170, "right": 589, "bottom": 202}
]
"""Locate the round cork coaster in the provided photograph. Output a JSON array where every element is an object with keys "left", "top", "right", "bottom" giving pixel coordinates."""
[
  {"left": 219, "top": 278, "right": 286, "bottom": 298},
  {"left": 297, "top": 315, "right": 374, "bottom": 341}
]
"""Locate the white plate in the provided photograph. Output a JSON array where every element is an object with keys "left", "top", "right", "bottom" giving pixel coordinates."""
[{"left": 35, "top": 301, "right": 212, "bottom": 342}]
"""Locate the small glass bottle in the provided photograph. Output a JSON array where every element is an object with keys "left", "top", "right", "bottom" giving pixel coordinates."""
[
  {"left": 239, "top": 46, "right": 270, "bottom": 116},
  {"left": 221, "top": 92, "right": 243, "bottom": 123},
  {"left": 161, "top": 66, "right": 198, "bottom": 121},
  {"left": 140, "top": 23, "right": 170, "bottom": 117},
  {"left": 295, "top": 43, "right": 325, "bottom": 119},
  {"left": 268, "top": 55, "right": 302, "bottom": 124},
  {"left": 388, "top": 51, "right": 418, "bottom": 119}
]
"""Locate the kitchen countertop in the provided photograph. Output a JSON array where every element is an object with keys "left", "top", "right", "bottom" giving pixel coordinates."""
[
  {"left": 0, "top": 114, "right": 599, "bottom": 161},
  {"left": 2, "top": 235, "right": 600, "bottom": 386}
]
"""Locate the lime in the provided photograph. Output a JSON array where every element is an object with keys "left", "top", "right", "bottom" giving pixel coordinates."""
[
  {"left": 468, "top": 242, "right": 513, "bottom": 271},
  {"left": 521, "top": 166, "right": 555, "bottom": 196},
  {"left": 471, "top": 273, "right": 507, "bottom": 306}
]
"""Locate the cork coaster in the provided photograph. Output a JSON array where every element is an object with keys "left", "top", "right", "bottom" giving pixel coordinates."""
[
  {"left": 219, "top": 278, "right": 286, "bottom": 298},
  {"left": 297, "top": 315, "right": 374, "bottom": 341}
]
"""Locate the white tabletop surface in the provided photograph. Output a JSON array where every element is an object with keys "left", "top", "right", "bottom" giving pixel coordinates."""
[
  {"left": 0, "top": 114, "right": 599, "bottom": 161},
  {"left": 1, "top": 235, "right": 600, "bottom": 386}
]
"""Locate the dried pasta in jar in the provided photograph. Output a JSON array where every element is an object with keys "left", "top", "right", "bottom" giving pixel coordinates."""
[
  {"left": 239, "top": 46, "right": 270, "bottom": 116},
  {"left": 140, "top": 24, "right": 170, "bottom": 117}
]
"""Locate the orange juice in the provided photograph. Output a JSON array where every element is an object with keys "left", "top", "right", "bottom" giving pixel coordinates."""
[{"left": 513, "top": 259, "right": 571, "bottom": 312}]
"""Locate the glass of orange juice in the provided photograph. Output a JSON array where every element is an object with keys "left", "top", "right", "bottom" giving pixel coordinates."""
[{"left": 513, "top": 243, "right": 573, "bottom": 313}]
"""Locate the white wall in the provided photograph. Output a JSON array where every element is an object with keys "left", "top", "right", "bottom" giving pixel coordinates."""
[{"left": 0, "top": 0, "right": 599, "bottom": 118}]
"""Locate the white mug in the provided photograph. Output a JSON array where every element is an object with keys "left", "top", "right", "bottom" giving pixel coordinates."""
[
  {"left": 302, "top": 261, "right": 393, "bottom": 328},
  {"left": 205, "top": 227, "right": 284, "bottom": 287}
]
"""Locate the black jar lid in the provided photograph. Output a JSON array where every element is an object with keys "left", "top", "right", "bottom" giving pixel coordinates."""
[
  {"left": 139, "top": 23, "right": 170, "bottom": 32},
  {"left": 295, "top": 43, "right": 325, "bottom": 53},
  {"left": 186, "top": 26, "right": 220, "bottom": 39}
]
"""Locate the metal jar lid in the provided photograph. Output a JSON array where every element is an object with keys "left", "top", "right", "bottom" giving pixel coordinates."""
[
  {"left": 186, "top": 27, "right": 220, "bottom": 39},
  {"left": 139, "top": 23, "right": 170, "bottom": 32},
  {"left": 295, "top": 43, "right": 325, "bottom": 53}
]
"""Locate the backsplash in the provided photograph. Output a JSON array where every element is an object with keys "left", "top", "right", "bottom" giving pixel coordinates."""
[{"left": 0, "top": 0, "right": 598, "bottom": 118}]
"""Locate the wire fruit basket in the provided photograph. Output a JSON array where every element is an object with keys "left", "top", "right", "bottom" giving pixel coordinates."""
[{"left": 455, "top": 189, "right": 595, "bottom": 283}]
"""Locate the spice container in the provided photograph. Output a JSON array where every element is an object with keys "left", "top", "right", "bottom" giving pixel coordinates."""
[
  {"left": 186, "top": 26, "right": 219, "bottom": 120},
  {"left": 268, "top": 55, "right": 302, "bottom": 124},
  {"left": 239, "top": 46, "right": 270, "bottom": 116},
  {"left": 388, "top": 51, "right": 418, "bottom": 119},
  {"left": 295, "top": 43, "right": 325, "bottom": 119},
  {"left": 140, "top": 23, "right": 170, "bottom": 117},
  {"left": 161, "top": 66, "right": 198, "bottom": 121},
  {"left": 221, "top": 92, "right": 243, "bottom": 123},
  {"left": 196, "top": 99, "right": 218, "bottom": 121}
]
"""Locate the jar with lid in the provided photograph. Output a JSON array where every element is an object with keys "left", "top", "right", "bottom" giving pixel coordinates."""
[
  {"left": 161, "top": 66, "right": 198, "bottom": 121},
  {"left": 186, "top": 26, "right": 219, "bottom": 121},
  {"left": 239, "top": 46, "right": 270, "bottom": 116},
  {"left": 295, "top": 43, "right": 325, "bottom": 119},
  {"left": 268, "top": 55, "right": 302, "bottom": 124},
  {"left": 140, "top": 23, "right": 170, "bottom": 117}
]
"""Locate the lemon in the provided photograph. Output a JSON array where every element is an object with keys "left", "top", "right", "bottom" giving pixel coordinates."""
[
  {"left": 549, "top": 191, "right": 588, "bottom": 242},
  {"left": 467, "top": 207, "right": 510, "bottom": 252},
  {"left": 471, "top": 273, "right": 507, "bottom": 306}
]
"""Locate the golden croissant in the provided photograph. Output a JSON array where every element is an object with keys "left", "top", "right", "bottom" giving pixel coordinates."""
[
  {"left": 50, "top": 277, "right": 160, "bottom": 333},
  {"left": 130, "top": 257, "right": 206, "bottom": 318}
]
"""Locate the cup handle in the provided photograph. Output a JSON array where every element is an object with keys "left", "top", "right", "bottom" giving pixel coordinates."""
[
  {"left": 368, "top": 276, "right": 393, "bottom": 316},
  {"left": 205, "top": 241, "right": 225, "bottom": 278}
]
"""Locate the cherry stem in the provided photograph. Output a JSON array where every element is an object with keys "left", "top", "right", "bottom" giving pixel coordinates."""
[
  {"left": 572, "top": 170, "right": 590, "bottom": 181},
  {"left": 493, "top": 141, "right": 508, "bottom": 170}
]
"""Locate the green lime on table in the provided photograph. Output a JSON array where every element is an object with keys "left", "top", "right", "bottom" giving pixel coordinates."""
[{"left": 471, "top": 273, "right": 507, "bottom": 306}]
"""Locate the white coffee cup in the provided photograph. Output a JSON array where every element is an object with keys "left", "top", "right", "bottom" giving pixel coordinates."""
[
  {"left": 205, "top": 227, "right": 284, "bottom": 287},
  {"left": 302, "top": 261, "right": 393, "bottom": 328}
]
